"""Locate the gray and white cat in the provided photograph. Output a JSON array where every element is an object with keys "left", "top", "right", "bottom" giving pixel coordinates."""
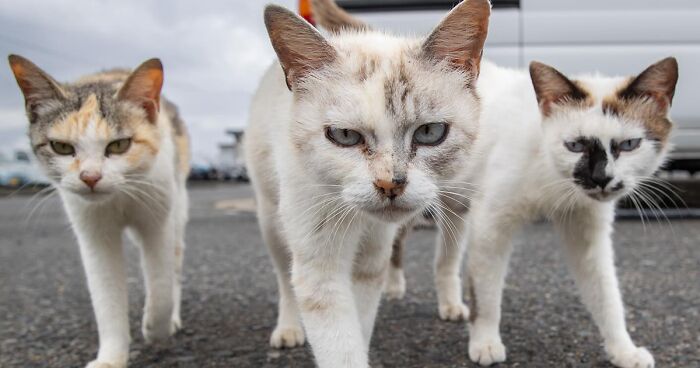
[
  {"left": 309, "top": 1, "right": 678, "bottom": 367},
  {"left": 8, "top": 55, "right": 190, "bottom": 368},
  {"left": 245, "top": 1, "right": 490, "bottom": 367}
]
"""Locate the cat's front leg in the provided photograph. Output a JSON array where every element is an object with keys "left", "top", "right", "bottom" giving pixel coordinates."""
[
  {"left": 132, "top": 219, "right": 177, "bottom": 344},
  {"left": 556, "top": 206, "right": 654, "bottom": 368},
  {"left": 72, "top": 213, "right": 130, "bottom": 368},
  {"left": 467, "top": 205, "right": 520, "bottom": 366},
  {"left": 289, "top": 230, "right": 368, "bottom": 367},
  {"left": 353, "top": 223, "right": 396, "bottom": 347}
]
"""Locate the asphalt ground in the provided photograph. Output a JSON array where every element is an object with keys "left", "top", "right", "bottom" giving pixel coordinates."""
[{"left": 0, "top": 183, "right": 698, "bottom": 367}]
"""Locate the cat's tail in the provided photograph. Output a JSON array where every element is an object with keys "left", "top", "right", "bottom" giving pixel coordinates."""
[{"left": 310, "top": 0, "right": 371, "bottom": 33}]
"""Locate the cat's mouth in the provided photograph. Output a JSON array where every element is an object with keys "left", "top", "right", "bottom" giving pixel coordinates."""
[
  {"left": 366, "top": 203, "right": 417, "bottom": 221},
  {"left": 582, "top": 184, "right": 626, "bottom": 202}
]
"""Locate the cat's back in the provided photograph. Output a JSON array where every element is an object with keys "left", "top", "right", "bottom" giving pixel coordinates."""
[{"left": 245, "top": 63, "right": 292, "bottom": 200}]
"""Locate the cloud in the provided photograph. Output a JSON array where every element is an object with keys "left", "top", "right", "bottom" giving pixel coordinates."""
[{"left": 0, "top": 0, "right": 295, "bottom": 161}]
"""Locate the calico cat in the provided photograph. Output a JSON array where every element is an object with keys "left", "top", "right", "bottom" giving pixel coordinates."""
[
  {"left": 463, "top": 57, "right": 676, "bottom": 368},
  {"left": 8, "top": 55, "right": 190, "bottom": 368},
  {"left": 245, "top": 1, "right": 489, "bottom": 367}
]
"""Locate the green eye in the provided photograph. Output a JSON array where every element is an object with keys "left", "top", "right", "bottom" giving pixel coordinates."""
[
  {"left": 50, "top": 141, "right": 75, "bottom": 156},
  {"left": 106, "top": 138, "right": 132, "bottom": 156},
  {"left": 413, "top": 123, "right": 449, "bottom": 146}
]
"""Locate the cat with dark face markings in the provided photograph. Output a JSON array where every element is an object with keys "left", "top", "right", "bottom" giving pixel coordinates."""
[
  {"left": 461, "top": 58, "right": 677, "bottom": 368},
  {"left": 8, "top": 55, "right": 190, "bottom": 368},
  {"left": 245, "top": 1, "right": 490, "bottom": 366}
]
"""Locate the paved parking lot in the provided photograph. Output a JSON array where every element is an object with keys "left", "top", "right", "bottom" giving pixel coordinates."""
[{"left": 0, "top": 184, "right": 698, "bottom": 367}]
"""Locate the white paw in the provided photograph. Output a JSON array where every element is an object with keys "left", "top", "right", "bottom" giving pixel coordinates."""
[
  {"left": 438, "top": 302, "right": 469, "bottom": 321},
  {"left": 607, "top": 345, "right": 655, "bottom": 368},
  {"left": 469, "top": 338, "right": 506, "bottom": 366},
  {"left": 85, "top": 360, "right": 124, "bottom": 368},
  {"left": 270, "top": 325, "right": 305, "bottom": 349},
  {"left": 384, "top": 269, "right": 406, "bottom": 300},
  {"left": 142, "top": 316, "right": 178, "bottom": 344}
]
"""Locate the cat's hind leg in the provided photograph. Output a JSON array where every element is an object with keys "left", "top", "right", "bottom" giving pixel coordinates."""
[
  {"left": 171, "top": 185, "right": 189, "bottom": 331},
  {"left": 257, "top": 199, "right": 305, "bottom": 348},
  {"left": 433, "top": 205, "right": 469, "bottom": 321}
]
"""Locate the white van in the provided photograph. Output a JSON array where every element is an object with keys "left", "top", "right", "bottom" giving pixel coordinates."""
[{"left": 304, "top": 0, "right": 700, "bottom": 171}]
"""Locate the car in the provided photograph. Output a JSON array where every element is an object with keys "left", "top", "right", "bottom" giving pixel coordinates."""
[{"left": 301, "top": 0, "right": 700, "bottom": 170}]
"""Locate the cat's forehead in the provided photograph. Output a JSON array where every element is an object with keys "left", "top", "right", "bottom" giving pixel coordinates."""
[
  {"left": 312, "top": 32, "right": 475, "bottom": 129},
  {"left": 566, "top": 76, "right": 672, "bottom": 145}
]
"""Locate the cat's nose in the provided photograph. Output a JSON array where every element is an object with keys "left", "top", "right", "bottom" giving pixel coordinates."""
[
  {"left": 374, "top": 177, "right": 407, "bottom": 200},
  {"left": 591, "top": 173, "right": 613, "bottom": 189},
  {"left": 80, "top": 171, "right": 102, "bottom": 190}
]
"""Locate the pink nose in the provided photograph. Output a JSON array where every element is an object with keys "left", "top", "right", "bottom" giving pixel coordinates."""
[{"left": 79, "top": 171, "right": 102, "bottom": 189}]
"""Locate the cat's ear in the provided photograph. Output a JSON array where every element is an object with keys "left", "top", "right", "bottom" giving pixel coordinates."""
[
  {"left": 117, "top": 58, "right": 163, "bottom": 123},
  {"left": 529, "top": 61, "right": 588, "bottom": 117},
  {"left": 8, "top": 54, "right": 67, "bottom": 122},
  {"left": 421, "top": 0, "right": 491, "bottom": 77},
  {"left": 619, "top": 57, "right": 678, "bottom": 113},
  {"left": 264, "top": 4, "right": 337, "bottom": 91}
]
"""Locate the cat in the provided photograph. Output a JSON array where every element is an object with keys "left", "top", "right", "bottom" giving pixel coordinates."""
[
  {"left": 463, "top": 57, "right": 677, "bottom": 368},
  {"left": 308, "top": 2, "right": 678, "bottom": 367},
  {"left": 8, "top": 55, "right": 190, "bottom": 368},
  {"left": 310, "top": 0, "right": 476, "bottom": 322},
  {"left": 244, "top": 1, "right": 490, "bottom": 366}
]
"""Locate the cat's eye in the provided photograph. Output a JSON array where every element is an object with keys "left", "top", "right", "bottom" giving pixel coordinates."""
[
  {"left": 50, "top": 141, "right": 75, "bottom": 156},
  {"left": 106, "top": 138, "right": 132, "bottom": 156},
  {"left": 564, "top": 141, "right": 585, "bottom": 153},
  {"left": 325, "top": 127, "right": 364, "bottom": 147},
  {"left": 413, "top": 123, "right": 448, "bottom": 146},
  {"left": 619, "top": 138, "right": 642, "bottom": 152}
]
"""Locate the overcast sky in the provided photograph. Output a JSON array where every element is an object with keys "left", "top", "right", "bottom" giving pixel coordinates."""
[{"left": 0, "top": 0, "right": 295, "bottom": 163}]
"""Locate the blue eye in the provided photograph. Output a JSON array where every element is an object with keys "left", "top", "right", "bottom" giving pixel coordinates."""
[
  {"left": 564, "top": 141, "right": 585, "bottom": 153},
  {"left": 325, "top": 127, "right": 364, "bottom": 147},
  {"left": 413, "top": 123, "right": 448, "bottom": 146},
  {"left": 619, "top": 138, "right": 642, "bottom": 152}
]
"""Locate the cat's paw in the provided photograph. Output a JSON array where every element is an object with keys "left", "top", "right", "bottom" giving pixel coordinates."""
[
  {"left": 384, "top": 268, "right": 406, "bottom": 300},
  {"left": 85, "top": 360, "right": 125, "bottom": 368},
  {"left": 270, "top": 325, "right": 305, "bottom": 349},
  {"left": 607, "top": 345, "right": 654, "bottom": 368},
  {"left": 438, "top": 302, "right": 469, "bottom": 321},
  {"left": 142, "top": 317, "right": 178, "bottom": 344},
  {"left": 469, "top": 338, "right": 506, "bottom": 366}
]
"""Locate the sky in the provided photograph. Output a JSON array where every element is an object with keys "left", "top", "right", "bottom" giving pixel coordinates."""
[{"left": 0, "top": 0, "right": 295, "bottom": 164}]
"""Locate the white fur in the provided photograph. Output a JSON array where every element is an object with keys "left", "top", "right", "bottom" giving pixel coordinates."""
[
  {"left": 48, "top": 111, "right": 188, "bottom": 368},
  {"left": 246, "top": 25, "right": 483, "bottom": 366},
  {"left": 457, "top": 61, "right": 664, "bottom": 367}
]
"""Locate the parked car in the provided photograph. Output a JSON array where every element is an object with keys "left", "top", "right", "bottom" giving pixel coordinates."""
[
  {"left": 303, "top": 0, "right": 700, "bottom": 170},
  {"left": 0, "top": 150, "right": 49, "bottom": 188}
]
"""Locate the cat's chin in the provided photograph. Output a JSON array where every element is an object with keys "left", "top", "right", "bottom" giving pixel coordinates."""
[
  {"left": 365, "top": 204, "right": 418, "bottom": 222},
  {"left": 65, "top": 188, "right": 115, "bottom": 203}
]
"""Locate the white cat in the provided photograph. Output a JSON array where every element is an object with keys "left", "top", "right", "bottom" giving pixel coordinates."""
[
  {"left": 8, "top": 55, "right": 190, "bottom": 368},
  {"left": 245, "top": 1, "right": 490, "bottom": 367},
  {"left": 463, "top": 58, "right": 676, "bottom": 368}
]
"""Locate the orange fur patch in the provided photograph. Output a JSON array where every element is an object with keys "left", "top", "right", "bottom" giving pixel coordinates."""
[{"left": 602, "top": 80, "right": 673, "bottom": 148}]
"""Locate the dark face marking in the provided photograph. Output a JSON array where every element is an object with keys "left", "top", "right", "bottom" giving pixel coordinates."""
[{"left": 572, "top": 137, "right": 613, "bottom": 190}]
